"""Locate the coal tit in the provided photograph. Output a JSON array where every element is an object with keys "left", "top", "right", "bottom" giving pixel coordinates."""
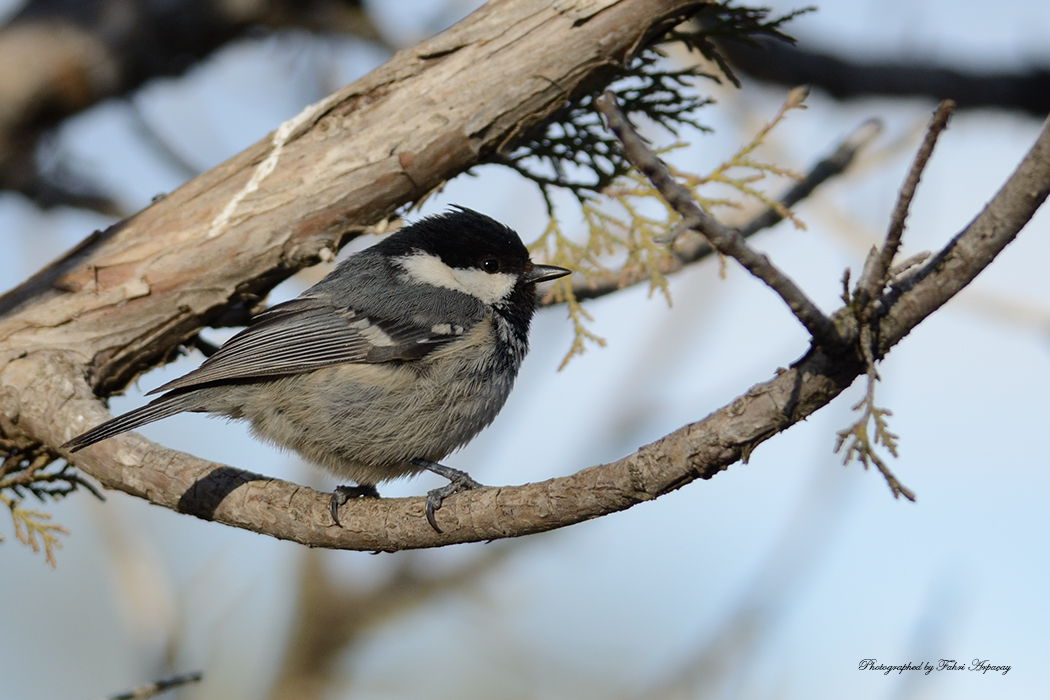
[{"left": 64, "top": 208, "right": 570, "bottom": 531}]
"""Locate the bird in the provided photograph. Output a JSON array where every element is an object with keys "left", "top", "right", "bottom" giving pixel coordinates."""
[{"left": 63, "top": 207, "right": 570, "bottom": 532}]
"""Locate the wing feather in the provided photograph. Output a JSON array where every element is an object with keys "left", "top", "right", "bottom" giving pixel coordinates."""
[{"left": 149, "top": 296, "right": 461, "bottom": 394}]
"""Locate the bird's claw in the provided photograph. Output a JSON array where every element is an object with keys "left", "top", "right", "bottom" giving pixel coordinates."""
[
  {"left": 329, "top": 484, "right": 380, "bottom": 526},
  {"left": 412, "top": 459, "right": 482, "bottom": 533}
]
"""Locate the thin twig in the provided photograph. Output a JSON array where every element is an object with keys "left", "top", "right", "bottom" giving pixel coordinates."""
[
  {"left": 103, "top": 672, "right": 203, "bottom": 700},
  {"left": 0, "top": 451, "right": 50, "bottom": 490},
  {"left": 126, "top": 99, "right": 202, "bottom": 183},
  {"left": 835, "top": 103, "right": 953, "bottom": 500},
  {"left": 859, "top": 100, "right": 954, "bottom": 305},
  {"left": 595, "top": 91, "right": 841, "bottom": 348},
  {"left": 563, "top": 117, "right": 881, "bottom": 303}
]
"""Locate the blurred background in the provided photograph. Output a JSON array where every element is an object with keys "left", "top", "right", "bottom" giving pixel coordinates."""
[{"left": 1, "top": 0, "right": 1048, "bottom": 698}]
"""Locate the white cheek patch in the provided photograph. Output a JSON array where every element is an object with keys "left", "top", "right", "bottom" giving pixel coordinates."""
[
  {"left": 399, "top": 252, "right": 517, "bottom": 305},
  {"left": 399, "top": 252, "right": 469, "bottom": 294},
  {"left": 452, "top": 267, "right": 517, "bottom": 305}
]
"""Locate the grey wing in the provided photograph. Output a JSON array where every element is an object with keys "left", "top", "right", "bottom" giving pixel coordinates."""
[{"left": 148, "top": 296, "right": 461, "bottom": 395}]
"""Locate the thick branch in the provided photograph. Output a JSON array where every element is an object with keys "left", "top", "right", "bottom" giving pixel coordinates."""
[
  {"left": 19, "top": 347, "right": 865, "bottom": 550},
  {"left": 1, "top": 0, "right": 704, "bottom": 393}
]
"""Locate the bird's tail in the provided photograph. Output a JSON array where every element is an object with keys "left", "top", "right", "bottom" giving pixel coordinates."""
[{"left": 62, "top": 392, "right": 200, "bottom": 452}]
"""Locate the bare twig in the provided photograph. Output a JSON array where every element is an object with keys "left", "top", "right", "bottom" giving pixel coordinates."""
[
  {"left": 594, "top": 90, "right": 842, "bottom": 348},
  {"left": 834, "top": 105, "right": 953, "bottom": 500},
  {"left": 858, "top": 100, "right": 955, "bottom": 305},
  {"left": 565, "top": 117, "right": 881, "bottom": 303},
  {"left": 126, "top": 100, "right": 202, "bottom": 183},
  {"left": 102, "top": 671, "right": 203, "bottom": 700},
  {"left": 879, "top": 117, "right": 1050, "bottom": 342}
]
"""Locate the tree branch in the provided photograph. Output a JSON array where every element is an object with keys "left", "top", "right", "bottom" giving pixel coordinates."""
[
  {"left": 878, "top": 117, "right": 1050, "bottom": 348},
  {"left": 720, "top": 37, "right": 1050, "bottom": 117},
  {"left": 857, "top": 100, "right": 954, "bottom": 306},
  {"left": 563, "top": 117, "right": 881, "bottom": 303},
  {"left": 594, "top": 90, "right": 843, "bottom": 348},
  {"left": 102, "top": 671, "right": 203, "bottom": 700}
]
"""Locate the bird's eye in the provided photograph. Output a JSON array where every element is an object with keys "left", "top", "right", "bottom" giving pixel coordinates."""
[{"left": 481, "top": 258, "right": 500, "bottom": 274}]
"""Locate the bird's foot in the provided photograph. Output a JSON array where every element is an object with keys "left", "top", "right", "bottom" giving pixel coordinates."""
[
  {"left": 329, "top": 484, "right": 380, "bottom": 526},
  {"left": 410, "top": 459, "right": 483, "bottom": 533}
]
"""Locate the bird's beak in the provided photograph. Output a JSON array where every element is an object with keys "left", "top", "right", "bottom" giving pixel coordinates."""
[{"left": 525, "top": 264, "right": 571, "bottom": 284}]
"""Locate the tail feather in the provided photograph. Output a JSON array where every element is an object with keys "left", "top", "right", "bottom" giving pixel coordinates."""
[{"left": 63, "top": 392, "right": 200, "bottom": 452}]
